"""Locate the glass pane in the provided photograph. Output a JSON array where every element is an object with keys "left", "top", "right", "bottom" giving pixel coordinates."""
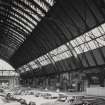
[
  {"left": 92, "top": 27, "right": 101, "bottom": 38},
  {"left": 23, "top": 65, "right": 30, "bottom": 71},
  {"left": 30, "top": 62, "right": 38, "bottom": 69},
  {"left": 33, "top": 0, "right": 48, "bottom": 12},
  {"left": 98, "top": 26, "right": 104, "bottom": 34},
  {"left": 83, "top": 33, "right": 91, "bottom": 41},
  {"left": 96, "top": 37, "right": 105, "bottom": 46},
  {"left": 45, "top": 0, "right": 55, "bottom": 6},
  {"left": 40, "top": 59, "right": 50, "bottom": 66},
  {"left": 76, "top": 37, "right": 83, "bottom": 44},
  {"left": 75, "top": 47, "right": 82, "bottom": 54},
  {"left": 70, "top": 40, "right": 76, "bottom": 47},
  {"left": 101, "top": 24, "right": 105, "bottom": 32},
  {"left": 80, "top": 44, "right": 88, "bottom": 52},
  {"left": 50, "top": 45, "right": 68, "bottom": 56},
  {"left": 88, "top": 41, "right": 97, "bottom": 50}
]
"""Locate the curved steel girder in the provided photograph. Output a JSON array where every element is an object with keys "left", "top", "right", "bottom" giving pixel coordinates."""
[
  {"left": 52, "top": 3, "right": 82, "bottom": 37},
  {"left": 36, "top": 27, "right": 54, "bottom": 49},
  {"left": 5, "top": 0, "right": 43, "bottom": 19},
  {"left": 0, "top": 5, "right": 36, "bottom": 27},
  {"left": 1, "top": 28, "right": 25, "bottom": 42},
  {"left": 40, "top": 20, "right": 63, "bottom": 45},
  {"left": 0, "top": 36, "right": 17, "bottom": 50},
  {"left": 1, "top": 0, "right": 43, "bottom": 19},
  {"left": 1, "top": 30, "right": 22, "bottom": 46},
  {"left": 26, "top": 40, "right": 44, "bottom": 56},
  {"left": 26, "top": 0, "right": 47, "bottom": 14},
  {"left": 13, "top": 0, "right": 43, "bottom": 19},
  {"left": 49, "top": 6, "right": 82, "bottom": 37},
  {"left": 32, "top": 36, "right": 56, "bottom": 57},
  {"left": 0, "top": 27, "right": 25, "bottom": 43},
  {"left": 0, "top": 26, "right": 25, "bottom": 42},
  {"left": 0, "top": 30, "right": 22, "bottom": 49},
  {"left": 34, "top": 0, "right": 52, "bottom": 8},
  {"left": 4, "top": 39, "right": 19, "bottom": 49},
  {"left": 31, "top": 26, "right": 53, "bottom": 51},
  {"left": 18, "top": 43, "right": 39, "bottom": 60},
  {"left": 1, "top": 4, "right": 38, "bottom": 26},
  {"left": 0, "top": 15, "right": 30, "bottom": 34},
  {"left": 0, "top": 21, "right": 27, "bottom": 39},
  {"left": 7, "top": 34, "right": 23, "bottom": 46},
  {"left": 0, "top": 8, "right": 33, "bottom": 33},
  {"left": 59, "top": 0, "right": 89, "bottom": 29},
  {"left": 42, "top": 0, "right": 52, "bottom": 7},
  {"left": 11, "top": 5, "right": 41, "bottom": 23},
  {"left": 45, "top": 21, "right": 66, "bottom": 44}
]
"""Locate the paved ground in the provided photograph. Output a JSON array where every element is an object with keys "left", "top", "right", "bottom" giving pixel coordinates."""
[
  {"left": 0, "top": 91, "right": 105, "bottom": 105},
  {"left": 0, "top": 96, "right": 20, "bottom": 105},
  {"left": 4, "top": 101, "right": 20, "bottom": 105},
  {"left": 16, "top": 95, "right": 57, "bottom": 105},
  {"left": 0, "top": 94, "right": 57, "bottom": 105}
]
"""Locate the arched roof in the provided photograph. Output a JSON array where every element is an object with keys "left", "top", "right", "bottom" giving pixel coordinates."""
[
  {"left": 0, "top": 0, "right": 105, "bottom": 76},
  {"left": 0, "top": 0, "right": 54, "bottom": 63}
]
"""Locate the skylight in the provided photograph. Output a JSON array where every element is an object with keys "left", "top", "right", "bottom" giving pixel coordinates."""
[{"left": 18, "top": 23, "right": 105, "bottom": 73}]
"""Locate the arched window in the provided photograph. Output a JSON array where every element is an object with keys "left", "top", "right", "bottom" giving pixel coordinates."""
[{"left": 0, "top": 59, "right": 14, "bottom": 70}]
